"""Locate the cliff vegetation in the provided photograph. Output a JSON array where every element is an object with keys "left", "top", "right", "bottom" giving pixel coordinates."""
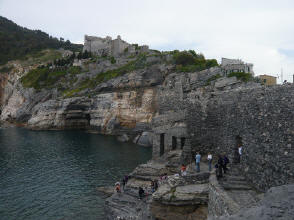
[
  {"left": 0, "top": 16, "right": 82, "bottom": 65},
  {"left": 172, "top": 50, "right": 218, "bottom": 72}
]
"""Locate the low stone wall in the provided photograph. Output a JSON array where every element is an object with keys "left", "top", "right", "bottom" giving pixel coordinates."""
[{"left": 208, "top": 174, "right": 240, "bottom": 217}]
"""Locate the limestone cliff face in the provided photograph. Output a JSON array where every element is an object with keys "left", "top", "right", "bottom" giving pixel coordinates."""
[
  {"left": 0, "top": 62, "right": 43, "bottom": 122},
  {"left": 27, "top": 88, "right": 157, "bottom": 134},
  {"left": 0, "top": 60, "right": 164, "bottom": 144}
]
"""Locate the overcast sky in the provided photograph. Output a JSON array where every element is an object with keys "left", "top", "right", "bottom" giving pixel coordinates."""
[{"left": 1, "top": 0, "right": 294, "bottom": 82}]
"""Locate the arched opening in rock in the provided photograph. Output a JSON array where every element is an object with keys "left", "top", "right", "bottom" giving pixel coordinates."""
[
  {"left": 172, "top": 136, "right": 177, "bottom": 150},
  {"left": 181, "top": 137, "right": 186, "bottom": 150},
  {"left": 160, "top": 133, "right": 165, "bottom": 156}
]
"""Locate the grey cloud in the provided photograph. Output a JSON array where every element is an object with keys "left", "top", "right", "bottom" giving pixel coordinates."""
[{"left": 0, "top": 0, "right": 293, "bottom": 82}]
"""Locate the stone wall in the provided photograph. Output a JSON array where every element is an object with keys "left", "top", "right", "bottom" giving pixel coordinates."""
[
  {"left": 83, "top": 35, "right": 112, "bottom": 56},
  {"left": 151, "top": 65, "right": 294, "bottom": 192},
  {"left": 188, "top": 85, "right": 294, "bottom": 192},
  {"left": 208, "top": 174, "right": 240, "bottom": 217},
  {"left": 151, "top": 67, "right": 227, "bottom": 161}
]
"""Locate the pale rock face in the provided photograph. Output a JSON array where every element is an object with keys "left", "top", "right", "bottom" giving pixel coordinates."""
[
  {"left": 1, "top": 89, "right": 25, "bottom": 120},
  {"left": 27, "top": 88, "right": 157, "bottom": 133}
]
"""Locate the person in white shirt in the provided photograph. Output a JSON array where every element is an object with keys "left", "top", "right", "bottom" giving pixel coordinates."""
[
  {"left": 207, "top": 153, "right": 212, "bottom": 171},
  {"left": 238, "top": 145, "right": 242, "bottom": 163},
  {"left": 238, "top": 146, "right": 242, "bottom": 155}
]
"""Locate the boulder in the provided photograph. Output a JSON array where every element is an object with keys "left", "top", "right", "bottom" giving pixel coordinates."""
[
  {"left": 117, "top": 133, "right": 130, "bottom": 142},
  {"left": 135, "top": 131, "right": 153, "bottom": 147}
]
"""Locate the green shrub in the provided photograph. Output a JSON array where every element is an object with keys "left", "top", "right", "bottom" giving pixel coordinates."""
[
  {"left": 206, "top": 59, "right": 218, "bottom": 68},
  {"left": 173, "top": 51, "right": 195, "bottom": 66},
  {"left": 228, "top": 72, "right": 253, "bottom": 82},
  {"left": 172, "top": 50, "right": 218, "bottom": 73},
  {"left": 21, "top": 67, "right": 67, "bottom": 90},
  {"left": 68, "top": 66, "right": 82, "bottom": 75},
  {"left": 110, "top": 56, "right": 116, "bottom": 64},
  {"left": 64, "top": 54, "right": 148, "bottom": 97}
]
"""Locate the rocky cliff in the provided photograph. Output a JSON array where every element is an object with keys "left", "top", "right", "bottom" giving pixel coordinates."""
[
  {"left": 0, "top": 51, "right": 170, "bottom": 145},
  {"left": 0, "top": 48, "right": 218, "bottom": 145},
  {"left": 2, "top": 47, "right": 293, "bottom": 220}
]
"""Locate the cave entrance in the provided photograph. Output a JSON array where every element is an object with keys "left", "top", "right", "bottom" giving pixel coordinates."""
[
  {"left": 160, "top": 133, "right": 165, "bottom": 156},
  {"left": 85, "top": 113, "right": 91, "bottom": 125},
  {"left": 172, "top": 136, "right": 177, "bottom": 150},
  {"left": 181, "top": 137, "right": 186, "bottom": 150},
  {"left": 234, "top": 135, "right": 243, "bottom": 163}
]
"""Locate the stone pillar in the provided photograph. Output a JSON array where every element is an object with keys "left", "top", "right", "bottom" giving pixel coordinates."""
[{"left": 152, "top": 134, "right": 160, "bottom": 159}]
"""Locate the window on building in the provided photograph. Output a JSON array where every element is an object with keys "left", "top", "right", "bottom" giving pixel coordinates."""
[{"left": 181, "top": 137, "right": 186, "bottom": 150}]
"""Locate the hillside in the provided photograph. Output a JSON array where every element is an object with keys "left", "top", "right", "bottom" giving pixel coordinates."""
[{"left": 0, "top": 16, "right": 82, "bottom": 65}]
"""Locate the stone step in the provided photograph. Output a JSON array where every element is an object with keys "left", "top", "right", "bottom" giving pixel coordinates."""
[
  {"left": 227, "top": 190, "right": 261, "bottom": 208},
  {"left": 226, "top": 170, "right": 243, "bottom": 175},
  {"left": 222, "top": 183, "right": 252, "bottom": 191},
  {"left": 220, "top": 180, "right": 248, "bottom": 185},
  {"left": 224, "top": 175, "right": 246, "bottom": 182}
]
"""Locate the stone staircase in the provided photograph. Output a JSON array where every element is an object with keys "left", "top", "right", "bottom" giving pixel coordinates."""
[{"left": 218, "top": 165, "right": 262, "bottom": 208}]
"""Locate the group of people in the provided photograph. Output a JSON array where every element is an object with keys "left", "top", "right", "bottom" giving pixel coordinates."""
[
  {"left": 194, "top": 146, "right": 242, "bottom": 176},
  {"left": 215, "top": 154, "right": 230, "bottom": 178},
  {"left": 116, "top": 146, "right": 243, "bottom": 198}
]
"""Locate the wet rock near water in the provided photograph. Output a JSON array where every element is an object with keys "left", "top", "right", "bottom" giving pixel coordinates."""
[
  {"left": 117, "top": 134, "right": 130, "bottom": 142},
  {"left": 97, "top": 186, "right": 115, "bottom": 198},
  {"left": 134, "top": 131, "right": 153, "bottom": 147}
]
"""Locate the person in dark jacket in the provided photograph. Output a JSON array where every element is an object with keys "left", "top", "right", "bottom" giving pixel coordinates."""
[
  {"left": 217, "top": 155, "right": 224, "bottom": 178},
  {"left": 122, "top": 178, "right": 126, "bottom": 190},
  {"left": 138, "top": 187, "right": 145, "bottom": 199},
  {"left": 223, "top": 155, "right": 230, "bottom": 174}
]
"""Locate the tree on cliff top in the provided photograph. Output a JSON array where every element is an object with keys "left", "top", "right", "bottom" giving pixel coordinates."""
[
  {"left": 173, "top": 50, "right": 218, "bottom": 72},
  {"left": 0, "top": 16, "right": 83, "bottom": 65}
]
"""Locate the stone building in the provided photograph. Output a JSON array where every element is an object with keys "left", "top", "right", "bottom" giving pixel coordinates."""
[
  {"left": 83, "top": 35, "right": 129, "bottom": 57},
  {"left": 221, "top": 58, "right": 254, "bottom": 76},
  {"left": 258, "top": 74, "right": 277, "bottom": 86},
  {"left": 83, "top": 35, "right": 149, "bottom": 57}
]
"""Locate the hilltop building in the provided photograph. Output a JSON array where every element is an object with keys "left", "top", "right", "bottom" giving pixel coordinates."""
[
  {"left": 258, "top": 74, "right": 277, "bottom": 86},
  {"left": 83, "top": 35, "right": 149, "bottom": 57},
  {"left": 221, "top": 58, "right": 254, "bottom": 76}
]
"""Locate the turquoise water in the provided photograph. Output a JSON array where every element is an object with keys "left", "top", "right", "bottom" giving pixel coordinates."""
[{"left": 0, "top": 128, "right": 151, "bottom": 220}]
